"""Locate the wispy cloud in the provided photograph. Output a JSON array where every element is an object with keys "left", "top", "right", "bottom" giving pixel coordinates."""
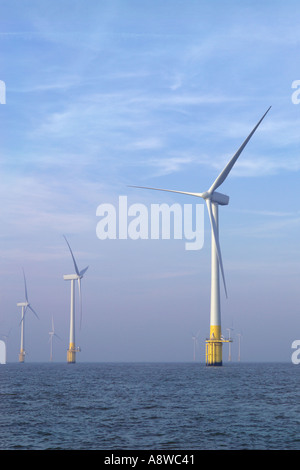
[
  {"left": 233, "top": 156, "right": 300, "bottom": 177},
  {"left": 233, "top": 208, "right": 300, "bottom": 218},
  {"left": 226, "top": 210, "right": 300, "bottom": 239},
  {"left": 0, "top": 174, "right": 111, "bottom": 239},
  {"left": 128, "top": 138, "right": 164, "bottom": 151},
  {"left": 144, "top": 155, "right": 196, "bottom": 177},
  {"left": 11, "top": 76, "right": 82, "bottom": 94}
]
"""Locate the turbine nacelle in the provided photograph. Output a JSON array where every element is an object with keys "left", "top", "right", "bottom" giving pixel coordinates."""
[
  {"left": 63, "top": 274, "right": 81, "bottom": 281},
  {"left": 182, "top": 190, "right": 230, "bottom": 205},
  {"left": 209, "top": 191, "right": 229, "bottom": 206}
]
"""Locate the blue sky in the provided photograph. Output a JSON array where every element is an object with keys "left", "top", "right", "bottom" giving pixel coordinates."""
[{"left": 1, "top": 0, "right": 300, "bottom": 362}]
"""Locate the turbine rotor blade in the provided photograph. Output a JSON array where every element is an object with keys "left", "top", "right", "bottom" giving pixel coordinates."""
[
  {"left": 78, "top": 278, "right": 83, "bottom": 330},
  {"left": 128, "top": 185, "right": 204, "bottom": 198},
  {"left": 63, "top": 235, "right": 80, "bottom": 276},
  {"left": 208, "top": 106, "right": 271, "bottom": 194},
  {"left": 205, "top": 199, "right": 228, "bottom": 298},
  {"left": 79, "top": 266, "right": 89, "bottom": 277},
  {"left": 28, "top": 305, "right": 39, "bottom": 320},
  {"left": 22, "top": 268, "right": 28, "bottom": 302}
]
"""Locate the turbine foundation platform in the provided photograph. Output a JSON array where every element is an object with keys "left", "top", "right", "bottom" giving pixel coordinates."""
[
  {"left": 67, "top": 343, "right": 81, "bottom": 363},
  {"left": 206, "top": 339, "right": 223, "bottom": 366},
  {"left": 19, "top": 350, "right": 25, "bottom": 363},
  {"left": 205, "top": 325, "right": 232, "bottom": 366}
]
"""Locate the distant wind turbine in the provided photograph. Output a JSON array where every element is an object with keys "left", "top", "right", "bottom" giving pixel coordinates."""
[
  {"left": 226, "top": 327, "right": 234, "bottom": 361},
  {"left": 130, "top": 107, "right": 271, "bottom": 366},
  {"left": 63, "top": 235, "right": 88, "bottom": 363},
  {"left": 48, "top": 316, "right": 61, "bottom": 362},
  {"left": 17, "top": 269, "right": 39, "bottom": 363},
  {"left": 192, "top": 330, "right": 200, "bottom": 361}
]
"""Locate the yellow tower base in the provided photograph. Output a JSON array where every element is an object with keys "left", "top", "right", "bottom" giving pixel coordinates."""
[
  {"left": 67, "top": 343, "right": 80, "bottom": 363},
  {"left": 19, "top": 350, "right": 25, "bottom": 363},
  {"left": 205, "top": 325, "right": 231, "bottom": 366},
  {"left": 206, "top": 339, "right": 223, "bottom": 366}
]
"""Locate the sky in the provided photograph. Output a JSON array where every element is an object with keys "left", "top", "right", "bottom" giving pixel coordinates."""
[{"left": 1, "top": 0, "right": 300, "bottom": 363}]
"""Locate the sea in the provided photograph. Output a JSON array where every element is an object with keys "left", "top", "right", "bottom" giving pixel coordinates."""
[{"left": 0, "top": 362, "right": 299, "bottom": 454}]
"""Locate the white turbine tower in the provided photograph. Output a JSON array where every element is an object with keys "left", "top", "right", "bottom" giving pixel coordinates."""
[
  {"left": 130, "top": 107, "right": 271, "bottom": 366},
  {"left": 48, "top": 316, "right": 61, "bottom": 362},
  {"left": 237, "top": 332, "right": 242, "bottom": 362},
  {"left": 17, "top": 269, "right": 39, "bottom": 363},
  {"left": 63, "top": 235, "right": 88, "bottom": 364}
]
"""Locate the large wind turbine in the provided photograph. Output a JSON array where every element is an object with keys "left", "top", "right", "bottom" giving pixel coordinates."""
[
  {"left": 63, "top": 235, "right": 88, "bottom": 363},
  {"left": 48, "top": 316, "right": 61, "bottom": 362},
  {"left": 130, "top": 107, "right": 271, "bottom": 366},
  {"left": 17, "top": 269, "right": 39, "bottom": 363}
]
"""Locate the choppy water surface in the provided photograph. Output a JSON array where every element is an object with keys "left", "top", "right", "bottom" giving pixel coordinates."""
[{"left": 0, "top": 362, "right": 299, "bottom": 450}]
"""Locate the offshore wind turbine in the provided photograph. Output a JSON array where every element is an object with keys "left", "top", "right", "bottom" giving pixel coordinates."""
[
  {"left": 48, "top": 316, "right": 61, "bottom": 362},
  {"left": 226, "top": 327, "right": 234, "bottom": 361},
  {"left": 63, "top": 235, "right": 88, "bottom": 363},
  {"left": 17, "top": 269, "right": 39, "bottom": 363},
  {"left": 130, "top": 107, "right": 271, "bottom": 366},
  {"left": 192, "top": 330, "right": 200, "bottom": 361}
]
